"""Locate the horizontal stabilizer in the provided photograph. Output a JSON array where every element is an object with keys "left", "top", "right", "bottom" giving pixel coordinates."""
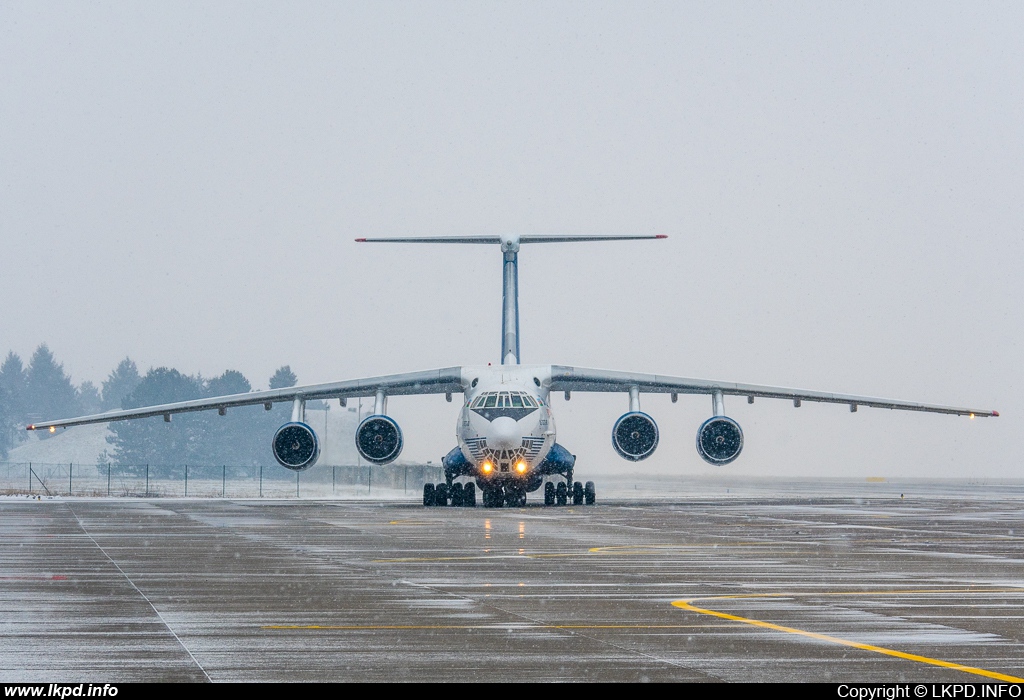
[{"left": 356, "top": 234, "right": 667, "bottom": 244}]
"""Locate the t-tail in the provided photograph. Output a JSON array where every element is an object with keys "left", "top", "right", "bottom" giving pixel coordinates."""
[{"left": 356, "top": 234, "right": 668, "bottom": 365}]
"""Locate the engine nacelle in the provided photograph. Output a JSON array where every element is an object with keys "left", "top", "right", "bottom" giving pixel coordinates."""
[
  {"left": 356, "top": 415, "right": 404, "bottom": 465},
  {"left": 612, "top": 411, "right": 659, "bottom": 461},
  {"left": 696, "top": 416, "right": 743, "bottom": 465},
  {"left": 272, "top": 421, "right": 320, "bottom": 471}
]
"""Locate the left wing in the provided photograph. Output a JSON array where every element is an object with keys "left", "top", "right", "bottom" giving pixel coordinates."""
[
  {"left": 27, "top": 367, "right": 465, "bottom": 431},
  {"left": 549, "top": 365, "right": 998, "bottom": 417}
]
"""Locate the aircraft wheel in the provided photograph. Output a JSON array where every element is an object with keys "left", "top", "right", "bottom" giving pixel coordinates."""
[
  {"left": 556, "top": 481, "right": 568, "bottom": 506},
  {"left": 463, "top": 483, "right": 476, "bottom": 507},
  {"left": 449, "top": 483, "right": 464, "bottom": 507},
  {"left": 423, "top": 483, "right": 435, "bottom": 507},
  {"left": 584, "top": 481, "right": 596, "bottom": 506},
  {"left": 483, "top": 486, "right": 502, "bottom": 508},
  {"left": 572, "top": 481, "right": 584, "bottom": 505},
  {"left": 544, "top": 481, "right": 555, "bottom": 506},
  {"left": 435, "top": 482, "right": 449, "bottom": 507}
]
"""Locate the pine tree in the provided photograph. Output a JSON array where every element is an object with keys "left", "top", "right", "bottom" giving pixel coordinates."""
[
  {"left": 200, "top": 370, "right": 266, "bottom": 468},
  {"left": 25, "top": 345, "right": 79, "bottom": 422},
  {"left": 77, "top": 381, "right": 103, "bottom": 415},
  {"left": 0, "top": 352, "right": 27, "bottom": 429},
  {"left": 269, "top": 366, "right": 297, "bottom": 389},
  {"left": 101, "top": 358, "right": 141, "bottom": 410},
  {"left": 0, "top": 385, "right": 10, "bottom": 458},
  {"left": 106, "top": 368, "right": 204, "bottom": 475}
]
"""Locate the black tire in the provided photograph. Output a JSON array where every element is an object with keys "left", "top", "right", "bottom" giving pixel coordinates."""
[
  {"left": 423, "top": 483, "right": 435, "bottom": 507},
  {"left": 556, "top": 481, "right": 568, "bottom": 506},
  {"left": 449, "top": 483, "right": 464, "bottom": 507},
  {"left": 484, "top": 486, "right": 502, "bottom": 508},
  {"left": 544, "top": 481, "right": 555, "bottom": 506},
  {"left": 505, "top": 488, "right": 526, "bottom": 508},
  {"left": 463, "top": 483, "right": 476, "bottom": 507},
  {"left": 572, "top": 481, "right": 584, "bottom": 505},
  {"left": 435, "top": 482, "right": 449, "bottom": 507},
  {"left": 584, "top": 481, "right": 596, "bottom": 506}
]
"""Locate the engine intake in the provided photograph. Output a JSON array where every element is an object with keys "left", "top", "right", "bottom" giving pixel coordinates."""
[
  {"left": 696, "top": 416, "right": 743, "bottom": 465},
  {"left": 272, "top": 422, "right": 320, "bottom": 471},
  {"left": 356, "top": 415, "right": 404, "bottom": 465},
  {"left": 612, "top": 411, "right": 659, "bottom": 461}
]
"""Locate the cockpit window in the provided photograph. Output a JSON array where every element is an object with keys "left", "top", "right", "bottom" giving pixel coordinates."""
[{"left": 470, "top": 391, "right": 541, "bottom": 415}]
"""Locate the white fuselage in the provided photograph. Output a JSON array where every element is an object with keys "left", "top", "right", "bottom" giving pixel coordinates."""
[{"left": 456, "top": 365, "right": 556, "bottom": 480}]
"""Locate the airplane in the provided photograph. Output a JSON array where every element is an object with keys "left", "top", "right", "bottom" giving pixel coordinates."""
[{"left": 27, "top": 234, "right": 998, "bottom": 508}]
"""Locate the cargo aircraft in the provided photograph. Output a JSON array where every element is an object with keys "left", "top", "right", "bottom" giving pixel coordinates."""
[{"left": 27, "top": 235, "right": 998, "bottom": 507}]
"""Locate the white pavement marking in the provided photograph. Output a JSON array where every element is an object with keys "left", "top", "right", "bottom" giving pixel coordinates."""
[{"left": 63, "top": 502, "right": 213, "bottom": 682}]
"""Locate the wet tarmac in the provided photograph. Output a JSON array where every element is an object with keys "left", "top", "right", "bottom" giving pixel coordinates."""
[{"left": 2, "top": 478, "right": 1024, "bottom": 682}]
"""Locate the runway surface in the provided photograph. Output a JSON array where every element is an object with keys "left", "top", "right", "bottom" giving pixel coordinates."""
[{"left": 2, "top": 478, "right": 1024, "bottom": 682}]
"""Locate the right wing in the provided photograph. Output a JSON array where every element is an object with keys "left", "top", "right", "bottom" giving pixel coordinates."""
[
  {"left": 27, "top": 367, "right": 465, "bottom": 431},
  {"left": 548, "top": 365, "right": 999, "bottom": 418}
]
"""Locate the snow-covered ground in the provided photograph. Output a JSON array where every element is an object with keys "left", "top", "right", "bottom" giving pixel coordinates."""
[{"left": 7, "top": 422, "right": 112, "bottom": 465}]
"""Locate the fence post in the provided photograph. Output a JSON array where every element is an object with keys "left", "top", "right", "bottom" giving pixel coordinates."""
[
  {"left": 107, "top": 463, "right": 111, "bottom": 497},
  {"left": 145, "top": 464, "right": 149, "bottom": 497},
  {"left": 222, "top": 465, "right": 225, "bottom": 498},
  {"left": 259, "top": 465, "right": 263, "bottom": 498},
  {"left": 28, "top": 462, "right": 32, "bottom": 494},
  {"left": 368, "top": 465, "right": 372, "bottom": 495},
  {"left": 332, "top": 466, "right": 335, "bottom": 495},
  {"left": 184, "top": 464, "right": 188, "bottom": 497},
  {"left": 69, "top": 463, "right": 72, "bottom": 496},
  {"left": 296, "top": 470, "right": 299, "bottom": 498}
]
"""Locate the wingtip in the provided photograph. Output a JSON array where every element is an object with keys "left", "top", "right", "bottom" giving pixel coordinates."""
[
  {"left": 354, "top": 238, "right": 366, "bottom": 242},
  {"left": 26, "top": 425, "right": 34, "bottom": 431},
  {"left": 656, "top": 234, "right": 668, "bottom": 239},
  {"left": 993, "top": 410, "right": 1000, "bottom": 417}
]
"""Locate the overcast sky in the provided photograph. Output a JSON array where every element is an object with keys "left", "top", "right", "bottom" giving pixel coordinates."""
[{"left": 1, "top": 1, "right": 1020, "bottom": 478}]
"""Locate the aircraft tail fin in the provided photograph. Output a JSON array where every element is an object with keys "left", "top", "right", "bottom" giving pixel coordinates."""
[{"left": 356, "top": 235, "right": 668, "bottom": 365}]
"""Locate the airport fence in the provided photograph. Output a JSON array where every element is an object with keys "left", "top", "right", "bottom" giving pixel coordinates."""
[{"left": 0, "top": 460, "right": 445, "bottom": 499}]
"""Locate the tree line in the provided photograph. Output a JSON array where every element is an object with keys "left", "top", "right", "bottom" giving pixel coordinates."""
[{"left": 0, "top": 344, "right": 308, "bottom": 475}]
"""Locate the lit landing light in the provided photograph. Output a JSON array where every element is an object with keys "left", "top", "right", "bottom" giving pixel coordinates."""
[
  {"left": 515, "top": 461, "right": 528, "bottom": 474},
  {"left": 970, "top": 413, "right": 975, "bottom": 420},
  {"left": 49, "top": 426, "right": 56, "bottom": 434},
  {"left": 481, "top": 461, "right": 493, "bottom": 474}
]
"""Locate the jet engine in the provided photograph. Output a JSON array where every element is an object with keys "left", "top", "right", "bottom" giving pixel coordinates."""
[
  {"left": 612, "top": 412, "right": 659, "bottom": 461},
  {"left": 272, "top": 422, "right": 320, "bottom": 471},
  {"left": 696, "top": 416, "right": 743, "bottom": 465},
  {"left": 356, "top": 415, "right": 404, "bottom": 465}
]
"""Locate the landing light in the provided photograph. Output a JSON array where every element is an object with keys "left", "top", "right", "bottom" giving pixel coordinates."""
[
  {"left": 482, "top": 462, "right": 493, "bottom": 474},
  {"left": 515, "top": 461, "right": 527, "bottom": 474},
  {"left": 49, "top": 426, "right": 56, "bottom": 434}
]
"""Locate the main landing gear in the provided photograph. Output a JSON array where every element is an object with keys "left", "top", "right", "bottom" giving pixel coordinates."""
[
  {"left": 543, "top": 479, "right": 596, "bottom": 506},
  {"left": 422, "top": 475, "right": 596, "bottom": 508},
  {"left": 423, "top": 481, "right": 477, "bottom": 507}
]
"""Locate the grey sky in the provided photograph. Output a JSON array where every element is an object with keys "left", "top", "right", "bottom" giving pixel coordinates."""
[{"left": 1, "top": 2, "right": 1020, "bottom": 477}]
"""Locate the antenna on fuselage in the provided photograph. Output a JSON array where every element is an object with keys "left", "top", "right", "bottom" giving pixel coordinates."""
[{"left": 356, "top": 234, "right": 668, "bottom": 365}]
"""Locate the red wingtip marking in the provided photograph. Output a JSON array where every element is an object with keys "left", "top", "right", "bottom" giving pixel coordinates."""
[
  {"left": 26, "top": 425, "right": 34, "bottom": 431},
  {"left": 656, "top": 235, "right": 668, "bottom": 239},
  {"left": 993, "top": 410, "right": 999, "bottom": 417},
  {"left": 355, "top": 238, "right": 366, "bottom": 242}
]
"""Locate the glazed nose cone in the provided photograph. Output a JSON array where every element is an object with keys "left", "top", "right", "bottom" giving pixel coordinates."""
[{"left": 489, "top": 416, "right": 519, "bottom": 450}]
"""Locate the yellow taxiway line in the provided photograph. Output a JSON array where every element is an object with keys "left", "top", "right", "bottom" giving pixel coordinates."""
[
  {"left": 672, "top": 589, "right": 1024, "bottom": 683},
  {"left": 265, "top": 623, "right": 721, "bottom": 631}
]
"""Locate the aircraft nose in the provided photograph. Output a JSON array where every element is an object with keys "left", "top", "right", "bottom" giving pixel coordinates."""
[{"left": 489, "top": 416, "right": 520, "bottom": 450}]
